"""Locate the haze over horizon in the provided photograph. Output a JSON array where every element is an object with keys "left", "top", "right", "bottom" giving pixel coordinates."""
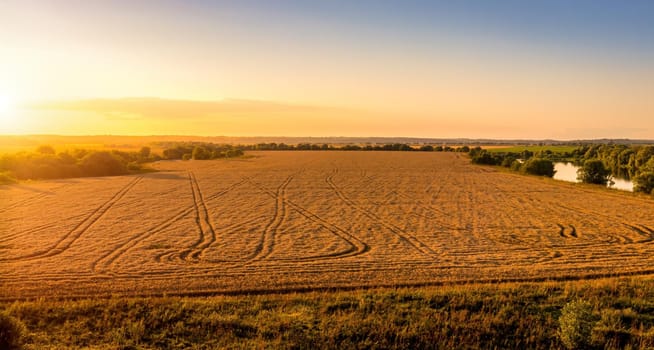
[{"left": 1, "top": 1, "right": 653, "bottom": 139}]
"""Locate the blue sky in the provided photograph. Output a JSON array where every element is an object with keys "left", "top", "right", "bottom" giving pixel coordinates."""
[{"left": 1, "top": 0, "right": 653, "bottom": 138}]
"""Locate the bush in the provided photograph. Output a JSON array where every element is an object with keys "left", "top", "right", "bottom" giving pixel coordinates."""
[
  {"left": 510, "top": 160, "right": 522, "bottom": 171},
  {"left": 0, "top": 312, "right": 25, "bottom": 350},
  {"left": 577, "top": 159, "right": 611, "bottom": 185},
  {"left": 80, "top": 151, "right": 128, "bottom": 177},
  {"left": 470, "top": 150, "right": 500, "bottom": 165},
  {"left": 634, "top": 172, "right": 654, "bottom": 195},
  {"left": 139, "top": 146, "right": 151, "bottom": 160},
  {"left": 192, "top": 146, "right": 210, "bottom": 160},
  {"left": 224, "top": 149, "right": 243, "bottom": 158},
  {"left": 521, "top": 158, "right": 555, "bottom": 177},
  {"left": 558, "top": 300, "right": 596, "bottom": 349}
]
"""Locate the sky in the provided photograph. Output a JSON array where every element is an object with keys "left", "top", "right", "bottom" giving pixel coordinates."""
[{"left": 0, "top": 0, "right": 653, "bottom": 139}]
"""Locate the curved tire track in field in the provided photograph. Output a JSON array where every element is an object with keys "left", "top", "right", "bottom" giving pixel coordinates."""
[
  {"left": 92, "top": 177, "right": 248, "bottom": 274},
  {"left": 178, "top": 172, "right": 218, "bottom": 261},
  {"left": 246, "top": 177, "right": 369, "bottom": 263},
  {"left": 553, "top": 201, "right": 649, "bottom": 245},
  {"left": 245, "top": 175, "right": 293, "bottom": 262},
  {"left": 0, "top": 177, "right": 142, "bottom": 262},
  {"left": 624, "top": 224, "right": 654, "bottom": 243},
  {"left": 156, "top": 216, "right": 263, "bottom": 264},
  {"left": 325, "top": 170, "right": 438, "bottom": 258}
]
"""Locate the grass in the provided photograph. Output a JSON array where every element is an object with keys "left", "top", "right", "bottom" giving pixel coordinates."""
[
  {"left": 484, "top": 145, "right": 578, "bottom": 154},
  {"left": 2, "top": 278, "right": 654, "bottom": 349}
]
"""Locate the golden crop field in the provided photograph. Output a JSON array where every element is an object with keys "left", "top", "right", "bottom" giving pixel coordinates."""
[{"left": 1, "top": 151, "right": 654, "bottom": 300}]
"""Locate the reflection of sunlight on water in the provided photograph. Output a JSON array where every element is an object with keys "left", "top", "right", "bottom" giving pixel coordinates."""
[
  {"left": 553, "top": 162, "right": 633, "bottom": 192},
  {"left": 610, "top": 177, "right": 634, "bottom": 192}
]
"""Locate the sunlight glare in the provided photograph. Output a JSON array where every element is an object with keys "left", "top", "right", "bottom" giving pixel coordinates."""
[
  {"left": 0, "top": 94, "right": 10, "bottom": 113},
  {"left": 0, "top": 94, "right": 17, "bottom": 130}
]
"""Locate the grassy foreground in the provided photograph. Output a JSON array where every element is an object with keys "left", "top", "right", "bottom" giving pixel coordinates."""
[{"left": 2, "top": 278, "right": 654, "bottom": 349}]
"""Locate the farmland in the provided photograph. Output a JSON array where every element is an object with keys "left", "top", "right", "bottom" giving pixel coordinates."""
[{"left": 2, "top": 151, "right": 654, "bottom": 301}]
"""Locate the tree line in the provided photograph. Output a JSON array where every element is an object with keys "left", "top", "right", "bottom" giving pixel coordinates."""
[
  {"left": 468, "top": 145, "right": 654, "bottom": 195},
  {"left": 160, "top": 143, "right": 244, "bottom": 160},
  {"left": 238, "top": 142, "right": 472, "bottom": 152},
  {"left": 0, "top": 146, "right": 157, "bottom": 183},
  {"left": 0, "top": 142, "right": 252, "bottom": 183}
]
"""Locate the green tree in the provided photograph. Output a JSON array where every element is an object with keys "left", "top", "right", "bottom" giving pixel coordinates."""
[
  {"left": 521, "top": 158, "right": 555, "bottom": 177},
  {"left": 577, "top": 159, "right": 611, "bottom": 185},
  {"left": 634, "top": 172, "right": 654, "bottom": 195},
  {"left": 80, "top": 151, "right": 128, "bottom": 177},
  {"left": 139, "top": 146, "right": 151, "bottom": 160},
  {"left": 192, "top": 146, "right": 210, "bottom": 160}
]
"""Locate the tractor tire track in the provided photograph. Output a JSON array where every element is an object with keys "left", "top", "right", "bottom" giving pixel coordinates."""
[
  {"left": 325, "top": 170, "right": 438, "bottom": 258},
  {"left": 92, "top": 177, "right": 248, "bottom": 274},
  {"left": 0, "top": 177, "right": 142, "bottom": 262},
  {"left": 625, "top": 224, "right": 654, "bottom": 243},
  {"left": 246, "top": 178, "right": 370, "bottom": 262},
  {"left": 245, "top": 175, "right": 294, "bottom": 262},
  {"left": 155, "top": 216, "right": 265, "bottom": 264},
  {"left": 178, "top": 172, "right": 218, "bottom": 261}
]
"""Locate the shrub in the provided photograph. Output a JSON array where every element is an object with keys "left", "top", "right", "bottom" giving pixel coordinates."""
[
  {"left": 0, "top": 312, "right": 25, "bottom": 350},
  {"left": 634, "top": 172, "right": 654, "bottom": 195},
  {"left": 224, "top": 149, "right": 243, "bottom": 158},
  {"left": 500, "top": 156, "right": 516, "bottom": 168},
  {"left": 470, "top": 150, "right": 499, "bottom": 165},
  {"left": 80, "top": 151, "right": 128, "bottom": 177},
  {"left": 577, "top": 159, "right": 611, "bottom": 185},
  {"left": 558, "top": 300, "right": 595, "bottom": 349},
  {"left": 139, "top": 146, "right": 151, "bottom": 160},
  {"left": 521, "top": 158, "right": 555, "bottom": 177},
  {"left": 192, "top": 146, "right": 210, "bottom": 160}
]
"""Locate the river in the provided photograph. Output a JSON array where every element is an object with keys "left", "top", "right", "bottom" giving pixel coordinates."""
[{"left": 553, "top": 162, "right": 633, "bottom": 192}]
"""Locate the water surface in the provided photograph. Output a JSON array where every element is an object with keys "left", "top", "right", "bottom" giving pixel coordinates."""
[{"left": 553, "top": 162, "right": 633, "bottom": 192}]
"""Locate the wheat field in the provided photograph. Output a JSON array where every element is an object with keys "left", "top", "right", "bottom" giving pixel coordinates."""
[{"left": 1, "top": 151, "right": 653, "bottom": 299}]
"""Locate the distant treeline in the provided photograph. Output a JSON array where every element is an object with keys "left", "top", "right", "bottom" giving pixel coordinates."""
[
  {"left": 469, "top": 144, "right": 654, "bottom": 195},
  {"left": 160, "top": 143, "right": 244, "bottom": 160},
  {"left": 154, "top": 141, "right": 474, "bottom": 156},
  {"left": 238, "top": 142, "right": 472, "bottom": 152}
]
